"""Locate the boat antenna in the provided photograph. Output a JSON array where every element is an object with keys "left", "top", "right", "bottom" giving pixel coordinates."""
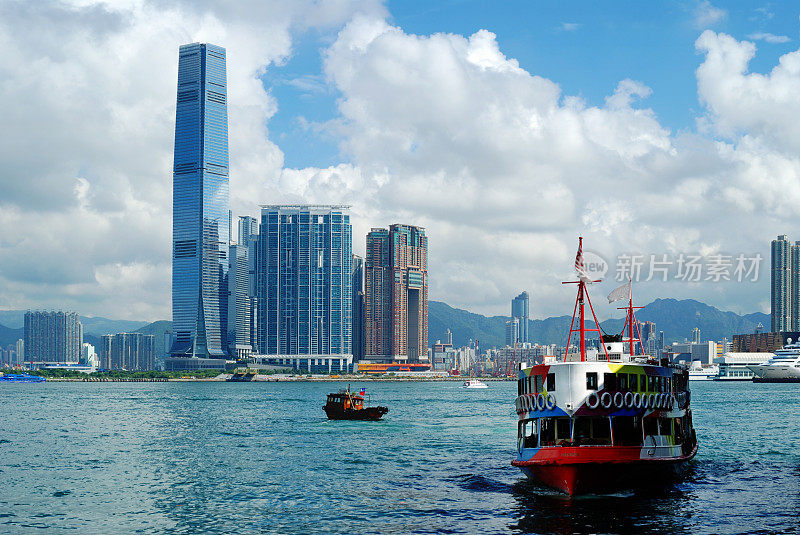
[
  {"left": 563, "top": 237, "right": 609, "bottom": 362},
  {"left": 616, "top": 279, "right": 646, "bottom": 357}
]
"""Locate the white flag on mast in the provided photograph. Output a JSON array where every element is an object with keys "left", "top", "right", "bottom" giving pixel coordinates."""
[{"left": 607, "top": 280, "right": 631, "bottom": 303}]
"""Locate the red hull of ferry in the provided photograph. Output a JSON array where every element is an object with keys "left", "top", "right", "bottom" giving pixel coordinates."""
[{"left": 512, "top": 444, "right": 697, "bottom": 496}]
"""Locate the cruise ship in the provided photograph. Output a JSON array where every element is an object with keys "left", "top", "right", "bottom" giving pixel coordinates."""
[
  {"left": 748, "top": 341, "right": 800, "bottom": 380},
  {"left": 511, "top": 239, "right": 697, "bottom": 495}
]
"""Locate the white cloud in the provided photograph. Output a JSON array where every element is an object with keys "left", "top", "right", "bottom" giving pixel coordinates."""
[
  {"left": 558, "top": 22, "right": 581, "bottom": 32},
  {"left": 747, "top": 32, "right": 791, "bottom": 43},
  {"left": 2, "top": 3, "right": 800, "bottom": 323},
  {"left": 694, "top": 1, "right": 727, "bottom": 29}
]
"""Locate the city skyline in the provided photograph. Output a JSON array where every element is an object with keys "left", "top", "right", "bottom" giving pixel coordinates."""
[{"left": 1, "top": 1, "right": 798, "bottom": 322}]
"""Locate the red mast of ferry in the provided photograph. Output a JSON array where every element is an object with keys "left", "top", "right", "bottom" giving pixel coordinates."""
[{"left": 563, "top": 237, "right": 609, "bottom": 361}]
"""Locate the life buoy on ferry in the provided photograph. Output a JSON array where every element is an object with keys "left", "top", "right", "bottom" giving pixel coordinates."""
[
  {"left": 624, "top": 391, "right": 634, "bottom": 408},
  {"left": 526, "top": 394, "right": 535, "bottom": 412},
  {"left": 536, "top": 393, "right": 546, "bottom": 411},
  {"left": 545, "top": 393, "right": 556, "bottom": 411},
  {"left": 613, "top": 391, "right": 624, "bottom": 409},
  {"left": 633, "top": 392, "right": 642, "bottom": 408},
  {"left": 601, "top": 392, "right": 613, "bottom": 409},
  {"left": 648, "top": 393, "right": 656, "bottom": 408},
  {"left": 521, "top": 396, "right": 529, "bottom": 412},
  {"left": 586, "top": 391, "right": 600, "bottom": 410},
  {"left": 670, "top": 394, "right": 676, "bottom": 410},
  {"left": 658, "top": 394, "right": 666, "bottom": 409}
]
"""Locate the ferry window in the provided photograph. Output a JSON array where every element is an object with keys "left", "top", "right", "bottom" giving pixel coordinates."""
[
  {"left": 555, "top": 418, "right": 571, "bottom": 443},
  {"left": 534, "top": 375, "right": 544, "bottom": 394},
  {"left": 604, "top": 373, "right": 616, "bottom": 391},
  {"left": 674, "top": 418, "right": 683, "bottom": 444},
  {"left": 520, "top": 419, "right": 538, "bottom": 448},
  {"left": 640, "top": 374, "right": 647, "bottom": 392},
  {"left": 644, "top": 417, "right": 658, "bottom": 436},
  {"left": 612, "top": 416, "right": 643, "bottom": 446},
  {"left": 527, "top": 376, "right": 534, "bottom": 394},
  {"left": 619, "top": 373, "right": 628, "bottom": 390},
  {"left": 547, "top": 373, "right": 556, "bottom": 391},
  {"left": 647, "top": 376, "right": 655, "bottom": 392},
  {"left": 540, "top": 418, "right": 556, "bottom": 446},
  {"left": 666, "top": 377, "right": 671, "bottom": 392},
  {"left": 574, "top": 417, "right": 611, "bottom": 446},
  {"left": 658, "top": 418, "right": 671, "bottom": 436},
  {"left": 586, "top": 372, "right": 598, "bottom": 390}
]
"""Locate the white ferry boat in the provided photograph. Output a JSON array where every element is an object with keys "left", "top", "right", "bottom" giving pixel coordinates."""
[
  {"left": 688, "top": 362, "right": 719, "bottom": 381},
  {"left": 512, "top": 238, "right": 697, "bottom": 495},
  {"left": 463, "top": 379, "right": 488, "bottom": 389},
  {"left": 748, "top": 341, "right": 800, "bottom": 380}
]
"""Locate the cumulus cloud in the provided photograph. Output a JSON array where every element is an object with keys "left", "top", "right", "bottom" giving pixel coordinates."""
[{"left": 2, "top": 3, "right": 799, "bottom": 323}]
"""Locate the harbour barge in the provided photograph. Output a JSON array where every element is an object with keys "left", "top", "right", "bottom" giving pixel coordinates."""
[{"left": 511, "top": 238, "right": 697, "bottom": 495}]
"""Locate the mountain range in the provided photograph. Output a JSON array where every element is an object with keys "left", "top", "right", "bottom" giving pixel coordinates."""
[{"left": 0, "top": 299, "right": 769, "bottom": 352}]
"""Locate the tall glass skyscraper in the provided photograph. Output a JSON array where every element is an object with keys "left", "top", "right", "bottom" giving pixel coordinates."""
[
  {"left": 255, "top": 205, "right": 353, "bottom": 373},
  {"left": 171, "top": 43, "right": 230, "bottom": 358},
  {"left": 511, "top": 291, "right": 530, "bottom": 344}
]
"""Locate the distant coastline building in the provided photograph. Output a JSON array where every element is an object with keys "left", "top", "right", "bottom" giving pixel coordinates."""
[
  {"left": 771, "top": 235, "right": 796, "bottom": 332},
  {"left": 170, "top": 42, "right": 230, "bottom": 360},
  {"left": 511, "top": 291, "right": 530, "bottom": 343},
  {"left": 505, "top": 317, "right": 519, "bottom": 347},
  {"left": 365, "top": 224, "right": 428, "bottom": 363},
  {"left": 24, "top": 311, "right": 82, "bottom": 363},
  {"left": 351, "top": 254, "right": 366, "bottom": 361},
  {"left": 100, "top": 333, "right": 156, "bottom": 370},
  {"left": 254, "top": 205, "right": 353, "bottom": 373}
]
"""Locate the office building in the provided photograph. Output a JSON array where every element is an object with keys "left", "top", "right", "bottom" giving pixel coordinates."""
[
  {"left": 170, "top": 42, "right": 230, "bottom": 359},
  {"left": 24, "top": 311, "right": 82, "bottom": 363},
  {"left": 255, "top": 205, "right": 353, "bottom": 373},
  {"left": 511, "top": 291, "right": 530, "bottom": 343},
  {"left": 227, "top": 243, "right": 252, "bottom": 359},
  {"left": 15, "top": 339, "right": 24, "bottom": 366},
  {"left": 365, "top": 224, "right": 428, "bottom": 362},
  {"left": 772, "top": 235, "right": 793, "bottom": 332},
  {"left": 505, "top": 317, "right": 519, "bottom": 347},
  {"left": 238, "top": 215, "right": 260, "bottom": 351},
  {"left": 691, "top": 327, "right": 701, "bottom": 344},
  {"left": 351, "top": 254, "right": 366, "bottom": 361},
  {"left": 101, "top": 333, "right": 156, "bottom": 370}
]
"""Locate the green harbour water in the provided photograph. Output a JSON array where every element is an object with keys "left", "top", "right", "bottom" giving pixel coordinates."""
[{"left": 0, "top": 380, "right": 798, "bottom": 534}]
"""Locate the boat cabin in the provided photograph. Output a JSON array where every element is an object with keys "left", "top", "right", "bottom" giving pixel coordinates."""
[{"left": 326, "top": 392, "right": 364, "bottom": 411}]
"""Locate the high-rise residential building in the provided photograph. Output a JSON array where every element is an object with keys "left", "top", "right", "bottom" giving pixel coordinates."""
[
  {"left": 238, "top": 215, "right": 260, "bottom": 351},
  {"left": 365, "top": 224, "right": 428, "bottom": 362},
  {"left": 15, "top": 339, "right": 24, "bottom": 366},
  {"left": 351, "top": 254, "right": 366, "bottom": 361},
  {"left": 24, "top": 311, "right": 82, "bottom": 363},
  {"left": 511, "top": 291, "right": 530, "bottom": 343},
  {"left": 505, "top": 317, "right": 520, "bottom": 347},
  {"left": 170, "top": 42, "right": 230, "bottom": 359},
  {"left": 255, "top": 205, "right": 353, "bottom": 373},
  {"left": 101, "top": 333, "right": 155, "bottom": 370},
  {"left": 772, "top": 235, "right": 792, "bottom": 332},
  {"left": 445, "top": 328, "right": 453, "bottom": 346},
  {"left": 227, "top": 244, "right": 252, "bottom": 359}
]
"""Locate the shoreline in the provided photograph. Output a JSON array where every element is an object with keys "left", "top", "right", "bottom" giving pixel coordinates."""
[{"left": 39, "top": 376, "right": 516, "bottom": 383}]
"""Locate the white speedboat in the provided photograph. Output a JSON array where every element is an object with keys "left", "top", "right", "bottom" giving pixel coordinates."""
[
  {"left": 463, "top": 379, "right": 488, "bottom": 389},
  {"left": 748, "top": 341, "right": 800, "bottom": 380}
]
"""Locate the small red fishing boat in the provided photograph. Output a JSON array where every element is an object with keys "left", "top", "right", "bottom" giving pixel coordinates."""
[{"left": 323, "top": 387, "right": 388, "bottom": 421}]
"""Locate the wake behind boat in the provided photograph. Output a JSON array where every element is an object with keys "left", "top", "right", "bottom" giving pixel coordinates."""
[{"left": 511, "top": 238, "right": 698, "bottom": 496}]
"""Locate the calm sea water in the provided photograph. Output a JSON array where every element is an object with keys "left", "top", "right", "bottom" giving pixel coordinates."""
[{"left": 0, "top": 380, "right": 798, "bottom": 534}]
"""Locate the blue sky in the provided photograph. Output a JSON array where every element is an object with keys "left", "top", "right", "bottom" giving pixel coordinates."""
[{"left": 267, "top": 0, "right": 799, "bottom": 169}]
